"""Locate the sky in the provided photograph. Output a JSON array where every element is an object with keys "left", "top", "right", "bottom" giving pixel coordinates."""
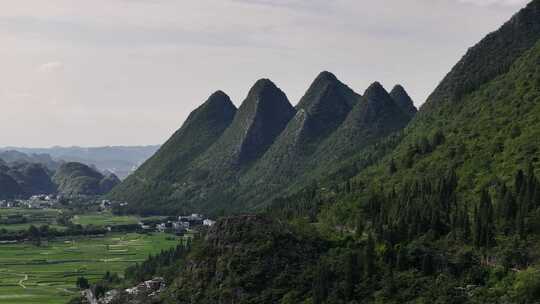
[{"left": 0, "top": 0, "right": 531, "bottom": 147}]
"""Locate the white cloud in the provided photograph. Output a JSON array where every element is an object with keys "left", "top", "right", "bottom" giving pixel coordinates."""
[{"left": 38, "top": 61, "right": 64, "bottom": 72}]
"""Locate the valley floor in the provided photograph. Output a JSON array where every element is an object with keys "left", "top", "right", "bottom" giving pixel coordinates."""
[{"left": 0, "top": 232, "right": 181, "bottom": 304}]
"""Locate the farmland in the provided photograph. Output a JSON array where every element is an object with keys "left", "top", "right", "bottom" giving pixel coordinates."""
[
  {"left": 0, "top": 232, "right": 182, "bottom": 304},
  {"left": 0, "top": 208, "right": 64, "bottom": 232}
]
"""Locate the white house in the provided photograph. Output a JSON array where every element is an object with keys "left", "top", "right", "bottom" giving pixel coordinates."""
[{"left": 203, "top": 219, "right": 216, "bottom": 227}]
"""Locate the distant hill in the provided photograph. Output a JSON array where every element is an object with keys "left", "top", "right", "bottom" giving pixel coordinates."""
[
  {"left": 53, "top": 162, "right": 120, "bottom": 196},
  {"left": 6, "top": 163, "right": 57, "bottom": 196},
  {"left": 0, "top": 161, "right": 56, "bottom": 198},
  {"left": 0, "top": 150, "right": 61, "bottom": 171},
  {"left": 1, "top": 145, "right": 160, "bottom": 179},
  {"left": 0, "top": 168, "right": 24, "bottom": 200}
]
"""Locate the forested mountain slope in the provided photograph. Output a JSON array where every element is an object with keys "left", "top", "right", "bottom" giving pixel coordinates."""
[
  {"left": 353, "top": 0, "right": 540, "bottom": 200},
  {"left": 109, "top": 75, "right": 415, "bottom": 215},
  {"left": 107, "top": 91, "right": 237, "bottom": 212},
  {"left": 76, "top": 2, "right": 540, "bottom": 304}
]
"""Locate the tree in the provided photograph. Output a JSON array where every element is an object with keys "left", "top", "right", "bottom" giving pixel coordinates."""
[
  {"left": 355, "top": 216, "right": 365, "bottom": 239},
  {"left": 28, "top": 225, "right": 41, "bottom": 246},
  {"left": 364, "top": 234, "right": 376, "bottom": 279},
  {"left": 76, "top": 276, "right": 89, "bottom": 289},
  {"left": 432, "top": 130, "right": 445, "bottom": 147},
  {"left": 344, "top": 252, "right": 359, "bottom": 300},
  {"left": 313, "top": 262, "right": 329, "bottom": 304},
  {"left": 422, "top": 253, "right": 435, "bottom": 275},
  {"left": 396, "top": 245, "right": 408, "bottom": 271},
  {"left": 474, "top": 189, "right": 495, "bottom": 248},
  {"left": 389, "top": 159, "right": 397, "bottom": 174}
]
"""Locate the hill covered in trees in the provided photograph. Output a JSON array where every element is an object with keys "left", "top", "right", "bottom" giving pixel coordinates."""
[
  {"left": 109, "top": 73, "right": 416, "bottom": 215},
  {"left": 74, "top": 1, "right": 540, "bottom": 304},
  {"left": 53, "top": 162, "right": 120, "bottom": 196}
]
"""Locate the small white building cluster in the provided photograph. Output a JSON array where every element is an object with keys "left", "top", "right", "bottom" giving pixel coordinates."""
[
  {"left": 138, "top": 213, "right": 216, "bottom": 234},
  {"left": 0, "top": 194, "right": 58, "bottom": 209}
]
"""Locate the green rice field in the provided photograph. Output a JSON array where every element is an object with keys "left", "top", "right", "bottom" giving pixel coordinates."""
[
  {"left": 71, "top": 212, "right": 165, "bottom": 227},
  {"left": 0, "top": 233, "right": 181, "bottom": 303},
  {"left": 0, "top": 208, "right": 64, "bottom": 232}
]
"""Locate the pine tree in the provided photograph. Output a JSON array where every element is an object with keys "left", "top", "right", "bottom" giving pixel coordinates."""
[
  {"left": 313, "top": 262, "right": 329, "bottom": 304},
  {"left": 421, "top": 253, "right": 435, "bottom": 275},
  {"left": 396, "top": 245, "right": 408, "bottom": 271},
  {"left": 364, "top": 234, "right": 376, "bottom": 279},
  {"left": 356, "top": 216, "right": 365, "bottom": 239},
  {"left": 344, "top": 252, "right": 358, "bottom": 300},
  {"left": 389, "top": 159, "right": 397, "bottom": 174}
]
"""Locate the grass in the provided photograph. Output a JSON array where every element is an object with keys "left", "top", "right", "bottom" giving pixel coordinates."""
[
  {"left": 0, "top": 208, "right": 64, "bottom": 232},
  {"left": 71, "top": 212, "right": 139, "bottom": 227},
  {"left": 71, "top": 212, "right": 166, "bottom": 227},
  {"left": 0, "top": 232, "right": 182, "bottom": 304},
  {"left": 0, "top": 209, "right": 167, "bottom": 232}
]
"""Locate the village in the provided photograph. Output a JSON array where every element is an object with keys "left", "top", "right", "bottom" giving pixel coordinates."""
[
  {"left": 138, "top": 213, "right": 215, "bottom": 235},
  {"left": 0, "top": 194, "right": 216, "bottom": 238},
  {"left": 0, "top": 194, "right": 58, "bottom": 209}
]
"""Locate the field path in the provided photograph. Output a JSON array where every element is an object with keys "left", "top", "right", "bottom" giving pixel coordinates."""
[
  {"left": 0, "top": 269, "right": 28, "bottom": 289},
  {"left": 18, "top": 274, "right": 28, "bottom": 288}
]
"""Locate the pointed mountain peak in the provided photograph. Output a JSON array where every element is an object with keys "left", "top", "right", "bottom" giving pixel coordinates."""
[
  {"left": 203, "top": 90, "right": 236, "bottom": 111},
  {"left": 297, "top": 71, "right": 359, "bottom": 110},
  {"left": 354, "top": 81, "right": 410, "bottom": 120},
  {"left": 391, "top": 84, "right": 406, "bottom": 93},
  {"left": 290, "top": 71, "right": 359, "bottom": 138},
  {"left": 314, "top": 71, "right": 338, "bottom": 83},
  {"left": 181, "top": 91, "right": 236, "bottom": 131},
  {"left": 207, "top": 90, "right": 230, "bottom": 102},
  {"left": 390, "top": 84, "right": 417, "bottom": 116},
  {"left": 238, "top": 79, "right": 294, "bottom": 116},
  {"left": 212, "top": 79, "right": 295, "bottom": 165},
  {"left": 241, "top": 78, "right": 294, "bottom": 111},
  {"left": 363, "top": 82, "right": 391, "bottom": 101},
  {"left": 247, "top": 78, "right": 280, "bottom": 96}
]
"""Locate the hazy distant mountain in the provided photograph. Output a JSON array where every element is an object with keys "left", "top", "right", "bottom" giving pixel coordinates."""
[
  {"left": 0, "top": 150, "right": 61, "bottom": 170},
  {"left": 0, "top": 161, "right": 56, "bottom": 198},
  {"left": 0, "top": 145, "right": 160, "bottom": 179},
  {"left": 6, "top": 163, "right": 57, "bottom": 195}
]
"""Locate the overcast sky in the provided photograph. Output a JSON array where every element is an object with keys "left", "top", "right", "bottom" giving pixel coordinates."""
[{"left": 0, "top": 0, "right": 530, "bottom": 147}]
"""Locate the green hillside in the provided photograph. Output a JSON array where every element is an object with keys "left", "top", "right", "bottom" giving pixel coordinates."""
[
  {"left": 352, "top": 0, "right": 540, "bottom": 201},
  {"left": 7, "top": 163, "right": 57, "bottom": 195},
  {"left": 107, "top": 91, "right": 237, "bottom": 213},
  {"left": 74, "top": 2, "right": 540, "bottom": 304},
  {"left": 54, "top": 162, "right": 119, "bottom": 196},
  {"left": 109, "top": 74, "right": 415, "bottom": 215}
]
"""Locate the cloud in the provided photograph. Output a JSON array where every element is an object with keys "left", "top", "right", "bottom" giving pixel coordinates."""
[
  {"left": 455, "top": 0, "right": 529, "bottom": 6},
  {"left": 38, "top": 61, "right": 64, "bottom": 72}
]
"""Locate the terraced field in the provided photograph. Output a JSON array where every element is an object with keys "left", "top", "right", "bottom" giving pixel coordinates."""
[
  {"left": 0, "top": 208, "right": 64, "bottom": 231},
  {"left": 0, "top": 233, "right": 181, "bottom": 303},
  {"left": 71, "top": 212, "right": 165, "bottom": 227}
]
